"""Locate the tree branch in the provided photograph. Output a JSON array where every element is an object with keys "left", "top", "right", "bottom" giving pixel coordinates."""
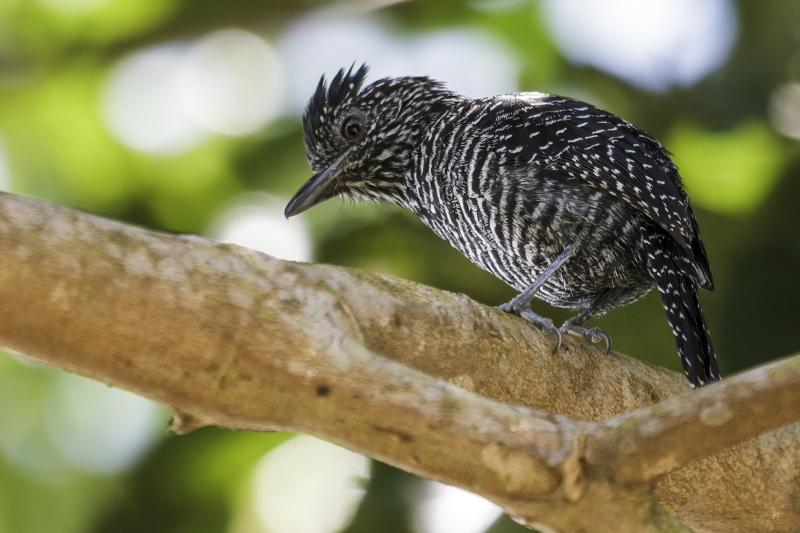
[
  {"left": 0, "top": 191, "right": 798, "bottom": 533},
  {"left": 587, "top": 354, "right": 800, "bottom": 486}
]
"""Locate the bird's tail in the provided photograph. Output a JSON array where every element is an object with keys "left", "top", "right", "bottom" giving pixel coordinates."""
[{"left": 645, "top": 236, "right": 720, "bottom": 388}]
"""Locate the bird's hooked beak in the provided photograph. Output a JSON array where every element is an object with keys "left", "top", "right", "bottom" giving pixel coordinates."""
[{"left": 284, "top": 151, "right": 351, "bottom": 218}]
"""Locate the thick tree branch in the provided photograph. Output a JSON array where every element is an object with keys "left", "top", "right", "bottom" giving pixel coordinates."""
[{"left": 0, "top": 192, "right": 798, "bottom": 533}]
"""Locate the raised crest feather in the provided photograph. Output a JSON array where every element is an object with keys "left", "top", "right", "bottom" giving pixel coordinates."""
[{"left": 303, "top": 64, "right": 370, "bottom": 148}]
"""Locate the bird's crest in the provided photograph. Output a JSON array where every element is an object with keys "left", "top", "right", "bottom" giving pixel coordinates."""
[{"left": 303, "top": 64, "right": 370, "bottom": 149}]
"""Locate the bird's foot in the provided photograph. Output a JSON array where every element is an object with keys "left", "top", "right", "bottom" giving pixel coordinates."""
[
  {"left": 496, "top": 303, "right": 562, "bottom": 354},
  {"left": 560, "top": 323, "right": 612, "bottom": 354}
]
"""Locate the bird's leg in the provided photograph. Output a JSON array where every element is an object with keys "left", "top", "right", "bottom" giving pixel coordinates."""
[
  {"left": 497, "top": 245, "right": 576, "bottom": 312},
  {"left": 560, "top": 291, "right": 614, "bottom": 354},
  {"left": 496, "top": 245, "right": 575, "bottom": 352}
]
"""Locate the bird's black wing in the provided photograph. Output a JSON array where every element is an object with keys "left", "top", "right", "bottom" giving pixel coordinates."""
[{"left": 477, "top": 93, "right": 713, "bottom": 289}]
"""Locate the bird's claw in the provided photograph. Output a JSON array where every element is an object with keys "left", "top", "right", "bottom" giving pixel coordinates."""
[
  {"left": 598, "top": 331, "right": 612, "bottom": 354},
  {"left": 549, "top": 324, "right": 563, "bottom": 354},
  {"left": 520, "top": 310, "right": 562, "bottom": 354},
  {"left": 560, "top": 324, "right": 612, "bottom": 354},
  {"left": 495, "top": 303, "right": 562, "bottom": 354}
]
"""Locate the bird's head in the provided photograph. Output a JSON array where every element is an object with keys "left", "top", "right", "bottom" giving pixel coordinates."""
[{"left": 285, "top": 64, "right": 458, "bottom": 218}]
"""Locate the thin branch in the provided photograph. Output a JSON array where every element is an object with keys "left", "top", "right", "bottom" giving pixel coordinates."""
[
  {"left": 0, "top": 191, "right": 798, "bottom": 532},
  {"left": 587, "top": 354, "right": 800, "bottom": 485}
]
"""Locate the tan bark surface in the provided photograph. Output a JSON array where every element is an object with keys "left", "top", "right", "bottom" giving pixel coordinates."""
[{"left": 0, "top": 192, "right": 797, "bottom": 532}]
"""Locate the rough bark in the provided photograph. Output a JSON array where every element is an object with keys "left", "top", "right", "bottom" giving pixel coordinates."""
[{"left": 0, "top": 191, "right": 797, "bottom": 533}]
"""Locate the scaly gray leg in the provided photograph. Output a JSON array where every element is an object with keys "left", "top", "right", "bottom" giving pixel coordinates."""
[
  {"left": 560, "top": 290, "right": 615, "bottom": 354},
  {"left": 496, "top": 245, "right": 575, "bottom": 353}
]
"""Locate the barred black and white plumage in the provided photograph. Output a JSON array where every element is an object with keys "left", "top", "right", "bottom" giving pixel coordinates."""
[{"left": 286, "top": 64, "right": 720, "bottom": 388}]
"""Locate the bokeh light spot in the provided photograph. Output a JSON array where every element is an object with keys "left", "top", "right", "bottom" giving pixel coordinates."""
[
  {"left": 43, "top": 373, "right": 164, "bottom": 474},
  {"left": 769, "top": 83, "right": 800, "bottom": 141},
  {"left": 208, "top": 194, "right": 312, "bottom": 262},
  {"left": 178, "top": 29, "right": 285, "bottom": 136},
  {"left": 102, "top": 45, "right": 207, "bottom": 154},
  {"left": 669, "top": 121, "right": 789, "bottom": 214},
  {"left": 103, "top": 29, "right": 283, "bottom": 154},
  {"left": 414, "top": 481, "right": 503, "bottom": 533},
  {"left": 279, "top": 12, "right": 518, "bottom": 114},
  {"left": 542, "top": 0, "right": 737, "bottom": 91},
  {"left": 252, "top": 435, "right": 370, "bottom": 533},
  {"left": 409, "top": 29, "right": 519, "bottom": 98}
]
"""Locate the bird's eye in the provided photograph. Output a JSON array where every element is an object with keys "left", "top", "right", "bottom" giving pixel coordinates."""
[{"left": 341, "top": 117, "right": 362, "bottom": 140}]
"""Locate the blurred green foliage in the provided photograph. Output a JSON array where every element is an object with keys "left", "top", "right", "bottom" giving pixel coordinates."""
[
  {"left": 0, "top": 358, "right": 124, "bottom": 533},
  {"left": 670, "top": 121, "right": 790, "bottom": 214},
  {"left": 0, "top": 0, "right": 178, "bottom": 53},
  {"left": 0, "top": 0, "right": 798, "bottom": 532}
]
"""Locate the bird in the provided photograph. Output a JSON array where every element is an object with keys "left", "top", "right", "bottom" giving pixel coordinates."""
[{"left": 285, "top": 64, "right": 719, "bottom": 388}]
